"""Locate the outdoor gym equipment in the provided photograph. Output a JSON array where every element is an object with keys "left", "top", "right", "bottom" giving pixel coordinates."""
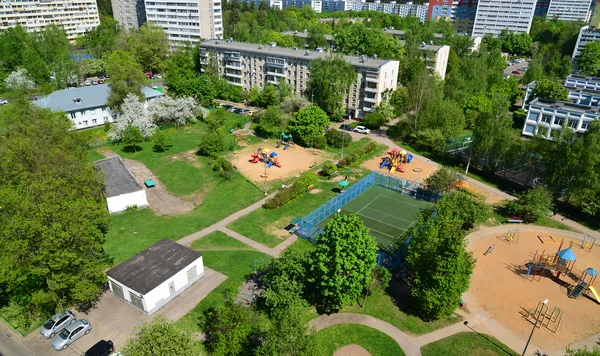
[
  {"left": 537, "top": 235, "right": 557, "bottom": 244},
  {"left": 524, "top": 301, "right": 563, "bottom": 333},
  {"left": 505, "top": 229, "right": 519, "bottom": 244}
]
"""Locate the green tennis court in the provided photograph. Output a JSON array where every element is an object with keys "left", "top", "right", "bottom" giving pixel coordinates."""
[{"left": 319, "top": 185, "right": 432, "bottom": 248}]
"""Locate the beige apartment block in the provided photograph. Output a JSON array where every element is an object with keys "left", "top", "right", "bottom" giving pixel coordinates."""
[
  {"left": 200, "top": 39, "right": 399, "bottom": 118},
  {"left": 0, "top": 0, "right": 100, "bottom": 39}
]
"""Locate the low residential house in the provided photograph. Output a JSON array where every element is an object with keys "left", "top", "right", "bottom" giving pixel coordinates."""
[
  {"left": 107, "top": 238, "right": 204, "bottom": 315},
  {"left": 95, "top": 156, "right": 149, "bottom": 214},
  {"left": 34, "top": 84, "right": 164, "bottom": 130}
]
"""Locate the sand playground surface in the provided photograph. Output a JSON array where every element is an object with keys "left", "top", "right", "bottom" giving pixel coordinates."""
[
  {"left": 469, "top": 230, "right": 600, "bottom": 351},
  {"left": 230, "top": 140, "right": 333, "bottom": 184}
]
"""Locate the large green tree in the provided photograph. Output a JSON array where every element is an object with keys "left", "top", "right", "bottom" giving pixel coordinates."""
[
  {"left": 333, "top": 23, "right": 404, "bottom": 59},
  {"left": 255, "top": 305, "right": 316, "bottom": 356},
  {"left": 106, "top": 50, "right": 146, "bottom": 108},
  {"left": 530, "top": 79, "right": 569, "bottom": 102},
  {"left": 0, "top": 101, "right": 110, "bottom": 325},
  {"left": 506, "top": 186, "right": 553, "bottom": 222},
  {"left": 287, "top": 105, "right": 330, "bottom": 147},
  {"left": 127, "top": 23, "right": 170, "bottom": 74},
  {"left": 124, "top": 316, "right": 199, "bottom": 356},
  {"left": 308, "top": 214, "right": 378, "bottom": 313},
  {"left": 258, "top": 249, "right": 309, "bottom": 314},
  {"left": 577, "top": 41, "right": 600, "bottom": 76},
  {"left": 306, "top": 56, "right": 356, "bottom": 114},
  {"left": 406, "top": 192, "right": 479, "bottom": 320}
]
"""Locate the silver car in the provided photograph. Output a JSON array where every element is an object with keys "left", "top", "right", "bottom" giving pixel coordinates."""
[
  {"left": 40, "top": 311, "right": 75, "bottom": 339},
  {"left": 51, "top": 319, "right": 91, "bottom": 351}
]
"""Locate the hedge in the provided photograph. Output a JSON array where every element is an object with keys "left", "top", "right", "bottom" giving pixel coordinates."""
[
  {"left": 338, "top": 141, "right": 378, "bottom": 168},
  {"left": 263, "top": 171, "right": 319, "bottom": 209}
]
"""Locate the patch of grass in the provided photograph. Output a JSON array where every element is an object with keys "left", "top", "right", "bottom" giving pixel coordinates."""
[
  {"left": 343, "top": 286, "right": 462, "bottom": 336},
  {"left": 88, "top": 149, "right": 105, "bottom": 163},
  {"left": 312, "top": 324, "right": 405, "bottom": 356},
  {"left": 286, "top": 237, "right": 316, "bottom": 254},
  {"left": 150, "top": 159, "right": 208, "bottom": 196},
  {"left": 324, "top": 137, "right": 370, "bottom": 157},
  {"left": 175, "top": 232, "right": 272, "bottom": 332},
  {"left": 420, "top": 332, "right": 518, "bottom": 356},
  {"left": 488, "top": 204, "right": 576, "bottom": 232}
]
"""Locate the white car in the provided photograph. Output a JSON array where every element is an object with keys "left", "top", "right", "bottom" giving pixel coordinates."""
[
  {"left": 354, "top": 126, "right": 371, "bottom": 134},
  {"left": 0, "top": 99, "right": 8, "bottom": 105}
]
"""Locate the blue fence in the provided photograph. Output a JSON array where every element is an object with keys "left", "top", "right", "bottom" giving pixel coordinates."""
[{"left": 298, "top": 171, "right": 440, "bottom": 268}]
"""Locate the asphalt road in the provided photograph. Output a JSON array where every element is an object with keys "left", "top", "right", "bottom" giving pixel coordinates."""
[{"left": 504, "top": 60, "right": 529, "bottom": 77}]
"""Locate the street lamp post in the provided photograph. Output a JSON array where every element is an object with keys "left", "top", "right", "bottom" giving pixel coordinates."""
[
  {"left": 522, "top": 299, "right": 548, "bottom": 356},
  {"left": 263, "top": 159, "right": 268, "bottom": 196}
]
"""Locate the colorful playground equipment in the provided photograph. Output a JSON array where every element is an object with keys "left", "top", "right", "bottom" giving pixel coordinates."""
[
  {"left": 250, "top": 148, "right": 282, "bottom": 168},
  {"left": 526, "top": 243, "right": 577, "bottom": 281},
  {"left": 569, "top": 268, "right": 600, "bottom": 303},
  {"left": 276, "top": 132, "right": 293, "bottom": 150},
  {"left": 454, "top": 176, "right": 484, "bottom": 198},
  {"left": 380, "top": 148, "right": 412, "bottom": 174}
]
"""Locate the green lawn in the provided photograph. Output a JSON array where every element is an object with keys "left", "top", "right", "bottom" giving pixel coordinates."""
[
  {"left": 88, "top": 149, "right": 105, "bottom": 162},
  {"left": 175, "top": 231, "right": 272, "bottom": 332},
  {"left": 324, "top": 137, "right": 371, "bottom": 157},
  {"left": 488, "top": 205, "right": 576, "bottom": 232},
  {"left": 343, "top": 286, "right": 462, "bottom": 336},
  {"left": 420, "top": 332, "right": 518, "bottom": 356},
  {"left": 312, "top": 324, "right": 405, "bottom": 356}
]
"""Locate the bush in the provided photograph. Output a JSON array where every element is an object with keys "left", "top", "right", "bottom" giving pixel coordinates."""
[
  {"left": 337, "top": 141, "right": 378, "bottom": 168},
  {"left": 211, "top": 156, "right": 235, "bottom": 180},
  {"left": 321, "top": 162, "right": 338, "bottom": 176},
  {"left": 312, "top": 135, "right": 327, "bottom": 149},
  {"left": 264, "top": 171, "right": 318, "bottom": 209},
  {"left": 506, "top": 186, "right": 553, "bottom": 222},
  {"left": 413, "top": 129, "right": 446, "bottom": 152},
  {"left": 325, "top": 129, "right": 352, "bottom": 148},
  {"left": 197, "top": 130, "right": 226, "bottom": 156},
  {"left": 362, "top": 112, "right": 387, "bottom": 130}
]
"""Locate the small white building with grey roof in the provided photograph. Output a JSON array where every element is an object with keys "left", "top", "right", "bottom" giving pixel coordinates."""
[
  {"left": 107, "top": 238, "right": 204, "bottom": 315},
  {"left": 95, "top": 156, "right": 149, "bottom": 214},
  {"left": 34, "top": 84, "right": 164, "bottom": 130}
]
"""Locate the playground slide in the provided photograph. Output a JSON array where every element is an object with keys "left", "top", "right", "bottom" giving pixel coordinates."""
[
  {"left": 390, "top": 166, "right": 397, "bottom": 174},
  {"left": 251, "top": 156, "right": 260, "bottom": 163},
  {"left": 267, "top": 161, "right": 274, "bottom": 168},
  {"left": 589, "top": 286, "right": 600, "bottom": 304},
  {"left": 380, "top": 161, "right": 387, "bottom": 169}
]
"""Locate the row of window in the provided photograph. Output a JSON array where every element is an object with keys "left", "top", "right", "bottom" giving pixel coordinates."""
[{"left": 538, "top": 114, "right": 592, "bottom": 130}]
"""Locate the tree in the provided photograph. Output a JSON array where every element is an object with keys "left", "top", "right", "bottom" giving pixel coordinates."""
[
  {"left": 502, "top": 32, "right": 532, "bottom": 55},
  {"left": 433, "top": 100, "right": 465, "bottom": 138},
  {"left": 0, "top": 103, "right": 110, "bottom": 325},
  {"left": 75, "top": 15, "right": 121, "bottom": 59},
  {"left": 576, "top": 41, "right": 600, "bottom": 76},
  {"left": 406, "top": 192, "right": 477, "bottom": 320},
  {"left": 106, "top": 50, "right": 146, "bottom": 108},
  {"left": 530, "top": 79, "right": 569, "bottom": 102},
  {"left": 4, "top": 69, "right": 35, "bottom": 92},
  {"left": 287, "top": 105, "right": 330, "bottom": 147},
  {"left": 124, "top": 316, "right": 199, "bottom": 356},
  {"left": 333, "top": 23, "right": 404, "bottom": 59},
  {"left": 128, "top": 23, "right": 170, "bottom": 73},
  {"left": 308, "top": 214, "right": 378, "bottom": 313},
  {"left": 325, "top": 129, "right": 352, "bottom": 148},
  {"left": 255, "top": 305, "right": 316, "bottom": 356},
  {"left": 361, "top": 267, "right": 391, "bottom": 309},
  {"left": 307, "top": 25, "right": 328, "bottom": 49},
  {"left": 567, "top": 346, "right": 600, "bottom": 356},
  {"left": 153, "top": 131, "right": 169, "bottom": 152},
  {"left": 148, "top": 96, "right": 198, "bottom": 128},
  {"left": 205, "top": 107, "right": 227, "bottom": 131},
  {"left": 362, "top": 111, "right": 387, "bottom": 130},
  {"left": 404, "top": 71, "right": 443, "bottom": 132},
  {"left": 280, "top": 95, "right": 311, "bottom": 114},
  {"left": 424, "top": 166, "right": 460, "bottom": 193},
  {"left": 306, "top": 56, "right": 356, "bottom": 114},
  {"left": 122, "top": 124, "right": 144, "bottom": 152},
  {"left": 258, "top": 249, "right": 309, "bottom": 314},
  {"left": 198, "top": 130, "right": 227, "bottom": 156},
  {"left": 506, "top": 186, "right": 553, "bottom": 222},
  {"left": 109, "top": 93, "right": 156, "bottom": 140},
  {"left": 255, "top": 106, "right": 285, "bottom": 138},
  {"left": 523, "top": 59, "right": 545, "bottom": 84},
  {"left": 260, "top": 83, "right": 278, "bottom": 107}
]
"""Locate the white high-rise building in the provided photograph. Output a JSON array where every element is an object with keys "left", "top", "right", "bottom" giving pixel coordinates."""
[
  {"left": 547, "top": 0, "right": 594, "bottom": 22},
  {"left": 145, "top": 0, "right": 223, "bottom": 49},
  {"left": 572, "top": 26, "right": 600, "bottom": 61},
  {"left": 0, "top": 0, "right": 100, "bottom": 39},
  {"left": 471, "top": 0, "right": 537, "bottom": 37}
]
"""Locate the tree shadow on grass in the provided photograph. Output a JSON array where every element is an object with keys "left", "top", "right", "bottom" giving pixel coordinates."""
[{"left": 121, "top": 145, "right": 143, "bottom": 154}]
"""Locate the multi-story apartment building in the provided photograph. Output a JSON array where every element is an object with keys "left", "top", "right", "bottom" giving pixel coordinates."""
[
  {"left": 427, "top": 0, "right": 478, "bottom": 34},
  {"left": 565, "top": 74, "right": 600, "bottom": 90},
  {"left": 523, "top": 80, "right": 600, "bottom": 108},
  {"left": 0, "top": 0, "right": 100, "bottom": 39},
  {"left": 522, "top": 98, "right": 599, "bottom": 138},
  {"left": 112, "top": 0, "right": 146, "bottom": 31},
  {"left": 200, "top": 39, "right": 399, "bottom": 118},
  {"left": 471, "top": 0, "right": 537, "bottom": 37},
  {"left": 145, "top": 0, "right": 223, "bottom": 49},
  {"left": 546, "top": 0, "right": 594, "bottom": 22},
  {"left": 572, "top": 26, "right": 600, "bottom": 65}
]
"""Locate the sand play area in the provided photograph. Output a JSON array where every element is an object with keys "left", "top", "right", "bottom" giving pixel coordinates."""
[
  {"left": 469, "top": 230, "right": 600, "bottom": 351},
  {"left": 230, "top": 140, "right": 333, "bottom": 184}
]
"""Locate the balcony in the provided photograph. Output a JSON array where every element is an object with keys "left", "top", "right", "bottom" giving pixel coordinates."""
[
  {"left": 362, "top": 106, "right": 373, "bottom": 112},
  {"left": 225, "top": 71, "right": 242, "bottom": 79},
  {"left": 267, "top": 79, "right": 279, "bottom": 85},
  {"left": 365, "top": 73, "right": 379, "bottom": 83},
  {"left": 227, "top": 80, "right": 242, "bottom": 86},
  {"left": 363, "top": 96, "right": 377, "bottom": 103},
  {"left": 224, "top": 55, "right": 241, "bottom": 61},
  {"left": 265, "top": 57, "right": 286, "bottom": 68},
  {"left": 266, "top": 70, "right": 285, "bottom": 77},
  {"left": 365, "top": 86, "right": 377, "bottom": 93},
  {"left": 225, "top": 64, "right": 241, "bottom": 70}
]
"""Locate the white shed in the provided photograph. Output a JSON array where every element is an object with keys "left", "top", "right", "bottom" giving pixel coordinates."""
[
  {"left": 107, "top": 239, "right": 204, "bottom": 315},
  {"left": 95, "top": 156, "right": 148, "bottom": 214}
]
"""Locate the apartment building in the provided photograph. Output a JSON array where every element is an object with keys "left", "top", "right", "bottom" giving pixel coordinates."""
[
  {"left": 571, "top": 26, "right": 600, "bottom": 65},
  {"left": 522, "top": 98, "right": 599, "bottom": 138},
  {"left": 546, "top": 0, "right": 594, "bottom": 22},
  {"left": 523, "top": 80, "right": 600, "bottom": 109},
  {"left": 200, "top": 39, "right": 399, "bottom": 118},
  {"left": 565, "top": 74, "right": 600, "bottom": 90},
  {"left": 145, "top": 0, "right": 223, "bottom": 49},
  {"left": 427, "top": 0, "right": 478, "bottom": 34},
  {"left": 112, "top": 0, "right": 146, "bottom": 31},
  {"left": 471, "top": 0, "right": 537, "bottom": 37},
  {"left": 0, "top": 0, "right": 100, "bottom": 39}
]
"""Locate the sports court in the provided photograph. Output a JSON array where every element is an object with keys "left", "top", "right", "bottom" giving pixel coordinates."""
[{"left": 319, "top": 185, "right": 431, "bottom": 248}]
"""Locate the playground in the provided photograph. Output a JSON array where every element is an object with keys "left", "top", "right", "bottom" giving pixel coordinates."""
[
  {"left": 468, "top": 229, "right": 600, "bottom": 351},
  {"left": 319, "top": 185, "right": 431, "bottom": 248},
  {"left": 361, "top": 151, "right": 438, "bottom": 183},
  {"left": 230, "top": 140, "right": 332, "bottom": 184}
]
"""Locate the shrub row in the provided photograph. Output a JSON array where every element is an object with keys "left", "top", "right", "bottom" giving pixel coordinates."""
[
  {"left": 263, "top": 171, "right": 319, "bottom": 209},
  {"left": 338, "top": 141, "right": 378, "bottom": 167}
]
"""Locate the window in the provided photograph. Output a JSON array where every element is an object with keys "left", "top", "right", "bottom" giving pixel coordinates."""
[
  {"left": 102, "top": 107, "right": 106, "bottom": 111},
  {"left": 581, "top": 121, "right": 591, "bottom": 130},
  {"left": 92, "top": 119, "right": 97, "bottom": 124},
  {"left": 541, "top": 114, "right": 552, "bottom": 124},
  {"left": 83, "top": 120, "right": 88, "bottom": 126},
  {"left": 568, "top": 119, "right": 578, "bottom": 129},
  {"left": 80, "top": 110, "right": 86, "bottom": 115},
  {"left": 554, "top": 117, "right": 564, "bottom": 126},
  {"left": 70, "top": 112, "right": 76, "bottom": 119}
]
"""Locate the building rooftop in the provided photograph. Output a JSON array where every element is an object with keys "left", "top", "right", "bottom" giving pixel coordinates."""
[
  {"left": 200, "top": 39, "right": 397, "bottom": 70},
  {"left": 107, "top": 239, "right": 202, "bottom": 295},
  {"left": 529, "top": 98, "right": 600, "bottom": 114},
  {"left": 282, "top": 30, "right": 334, "bottom": 41},
  {"left": 34, "top": 84, "right": 164, "bottom": 112},
  {"left": 383, "top": 28, "right": 444, "bottom": 40},
  {"left": 527, "top": 80, "right": 600, "bottom": 96},
  {"left": 95, "top": 156, "right": 143, "bottom": 198},
  {"left": 565, "top": 75, "right": 600, "bottom": 85}
]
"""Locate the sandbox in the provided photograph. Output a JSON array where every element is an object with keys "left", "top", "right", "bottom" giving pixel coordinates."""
[
  {"left": 230, "top": 140, "right": 333, "bottom": 184},
  {"left": 469, "top": 230, "right": 600, "bottom": 351}
]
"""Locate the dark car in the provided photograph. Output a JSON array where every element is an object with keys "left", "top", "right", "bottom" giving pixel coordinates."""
[
  {"left": 84, "top": 340, "right": 115, "bottom": 356},
  {"left": 339, "top": 123, "right": 352, "bottom": 131},
  {"left": 511, "top": 70, "right": 521, "bottom": 75}
]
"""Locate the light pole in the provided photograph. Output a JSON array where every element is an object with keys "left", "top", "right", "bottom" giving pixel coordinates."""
[
  {"left": 522, "top": 299, "right": 548, "bottom": 356},
  {"left": 263, "top": 156, "right": 268, "bottom": 196}
]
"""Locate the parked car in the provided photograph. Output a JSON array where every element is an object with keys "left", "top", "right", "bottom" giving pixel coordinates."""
[
  {"left": 98, "top": 75, "right": 104, "bottom": 80},
  {"left": 98, "top": 79, "right": 105, "bottom": 84},
  {"left": 0, "top": 99, "right": 8, "bottom": 105},
  {"left": 40, "top": 311, "right": 76, "bottom": 339},
  {"left": 227, "top": 107, "right": 237, "bottom": 113},
  {"left": 144, "top": 71, "right": 152, "bottom": 79},
  {"left": 511, "top": 70, "right": 521, "bottom": 75},
  {"left": 84, "top": 80, "right": 91, "bottom": 86},
  {"left": 91, "top": 80, "right": 98, "bottom": 85},
  {"left": 339, "top": 123, "right": 352, "bottom": 131},
  {"left": 354, "top": 125, "right": 371, "bottom": 134},
  {"left": 84, "top": 340, "right": 115, "bottom": 356},
  {"left": 238, "top": 109, "right": 250, "bottom": 115},
  {"left": 152, "top": 74, "right": 163, "bottom": 79},
  {"left": 51, "top": 319, "right": 92, "bottom": 351},
  {"left": 518, "top": 66, "right": 529, "bottom": 71},
  {"left": 104, "top": 72, "right": 110, "bottom": 78}
]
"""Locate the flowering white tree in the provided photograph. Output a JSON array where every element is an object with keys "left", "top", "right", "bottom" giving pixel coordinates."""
[
  {"left": 148, "top": 96, "right": 200, "bottom": 127},
  {"left": 4, "top": 69, "right": 35, "bottom": 92},
  {"left": 108, "top": 93, "right": 156, "bottom": 140}
]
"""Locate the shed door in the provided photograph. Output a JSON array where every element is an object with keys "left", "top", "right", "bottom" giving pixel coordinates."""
[
  {"left": 130, "top": 293, "right": 144, "bottom": 311},
  {"left": 111, "top": 282, "right": 125, "bottom": 300},
  {"left": 168, "top": 281, "right": 175, "bottom": 296},
  {"left": 187, "top": 266, "right": 197, "bottom": 282}
]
